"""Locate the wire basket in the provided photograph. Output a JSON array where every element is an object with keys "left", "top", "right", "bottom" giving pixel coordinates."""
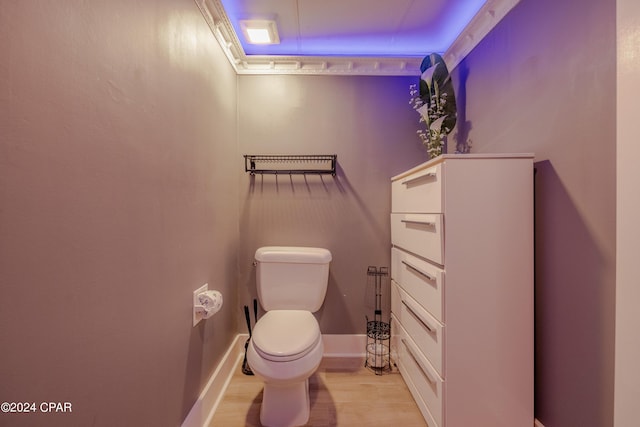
[
  {"left": 367, "top": 320, "right": 390, "bottom": 340},
  {"left": 366, "top": 342, "right": 390, "bottom": 369}
]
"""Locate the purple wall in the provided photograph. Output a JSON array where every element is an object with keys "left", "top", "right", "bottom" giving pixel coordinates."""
[
  {"left": 236, "top": 74, "right": 429, "bottom": 333},
  {"left": 450, "top": 0, "right": 616, "bottom": 425},
  {"left": 0, "top": 0, "right": 239, "bottom": 425},
  {"left": 0, "top": 0, "right": 617, "bottom": 425}
]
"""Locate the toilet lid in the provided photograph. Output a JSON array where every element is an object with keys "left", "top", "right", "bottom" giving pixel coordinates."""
[{"left": 252, "top": 310, "right": 321, "bottom": 362}]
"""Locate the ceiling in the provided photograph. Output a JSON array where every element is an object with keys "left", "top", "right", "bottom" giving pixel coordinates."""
[{"left": 196, "top": 0, "right": 520, "bottom": 75}]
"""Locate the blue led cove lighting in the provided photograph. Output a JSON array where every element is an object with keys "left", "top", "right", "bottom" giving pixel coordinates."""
[{"left": 220, "top": 0, "right": 487, "bottom": 57}]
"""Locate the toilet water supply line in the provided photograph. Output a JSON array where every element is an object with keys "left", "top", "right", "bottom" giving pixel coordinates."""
[{"left": 242, "top": 299, "right": 258, "bottom": 375}]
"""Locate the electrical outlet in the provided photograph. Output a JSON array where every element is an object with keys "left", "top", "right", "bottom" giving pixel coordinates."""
[{"left": 193, "top": 283, "right": 208, "bottom": 326}]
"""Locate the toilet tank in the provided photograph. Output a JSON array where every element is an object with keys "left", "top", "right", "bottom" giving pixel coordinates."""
[{"left": 255, "top": 246, "right": 332, "bottom": 312}]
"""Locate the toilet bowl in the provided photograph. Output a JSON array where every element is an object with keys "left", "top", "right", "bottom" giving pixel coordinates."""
[
  {"left": 247, "top": 310, "right": 323, "bottom": 427},
  {"left": 248, "top": 246, "right": 332, "bottom": 427}
]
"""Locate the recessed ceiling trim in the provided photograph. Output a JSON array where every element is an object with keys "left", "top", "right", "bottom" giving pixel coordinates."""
[
  {"left": 444, "top": 0, "right": 520, "bottom": 69},
  {"left": 196, "top": 0, "right": 520, "bottom": 76},
  {"left": 236, "top": 55, "right": 423, "bottom": 76}
]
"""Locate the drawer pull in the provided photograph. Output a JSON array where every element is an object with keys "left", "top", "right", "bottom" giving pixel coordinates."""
[
  {"left": 401, "top": 171, "right": 436, "bottom": 186},
  {"left": 401, "top": 338, "right": 437, "bottom": 385},
  {"left": 401, "top": 260, "right": 436, "bottom": 281},
  {"left": 401, "top": 299, "right": 436, "bottom": 333},
  {"left": 401, "top": 219, "right": 435, "bottom": 227}
]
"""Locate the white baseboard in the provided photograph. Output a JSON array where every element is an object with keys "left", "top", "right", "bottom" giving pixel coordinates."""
[
  {"left": 322, "top": 334, "right": 367, "bottom": 357},
  {"left": 180, "top": 334, "right": 245, "bottom": 427},
  {"left": 534, "top": 419, "right": 545, "bottom": 427},
  {"left": 180, "top": 333, "right": 366, "bottom": 427}
]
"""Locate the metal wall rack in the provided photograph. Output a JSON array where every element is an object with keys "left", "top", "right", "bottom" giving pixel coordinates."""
[
  {"left": 243, "top": 154, "right": 337, "bottom": 176},
  {"left": 365, "top": 266, "right": 391, "bottom": 375}
]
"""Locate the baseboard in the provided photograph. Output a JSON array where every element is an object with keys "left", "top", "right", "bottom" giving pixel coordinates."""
[
  {"left": 322, "top": 334, "right": 367, "bottom": 357},
  {"left": 181, "top": 333, "right": 366, "bottom": 427},
  {"left": 180, "top": 334, "right": 245, "bottom": 427},
  {"left": 534, "top": 419, "right": 545, "bottom": 427}
]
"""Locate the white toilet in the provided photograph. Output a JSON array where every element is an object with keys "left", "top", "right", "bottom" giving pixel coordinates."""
[{"left": 247, "top": 246, "right": 332, "bottom": 427}]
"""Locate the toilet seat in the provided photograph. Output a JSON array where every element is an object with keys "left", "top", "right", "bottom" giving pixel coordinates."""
[{"left": 252, "top": 310, "right": 321, "bottom": 362}]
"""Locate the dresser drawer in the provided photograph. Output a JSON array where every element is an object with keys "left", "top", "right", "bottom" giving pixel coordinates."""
[
  {"left": 392, "top": 281, "right": 444, "bottom": 376},
  {"left": 392, "top": 315, "right": 444, "bottom": 427},
  {"left": 391, "top": 213, "right": 444, "bottom": 265},
  {"left": 391, "top": 247, "right": 445, "bottom": 322},
  {"left": 392, "top": 163, "right": 443, "bottom": 213}
]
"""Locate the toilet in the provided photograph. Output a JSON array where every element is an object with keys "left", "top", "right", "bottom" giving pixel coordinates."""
[{"left": 247, "top": 246, "right": 332, "bottom": 427}]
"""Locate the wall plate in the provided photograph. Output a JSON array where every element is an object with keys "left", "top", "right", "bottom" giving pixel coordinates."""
[{"left": 193, "top": 283, "right": 208, "bottom": 326}]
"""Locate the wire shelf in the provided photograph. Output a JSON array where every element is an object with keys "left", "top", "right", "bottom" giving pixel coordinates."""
[{"left": 243, "top": 154, "right": 337, "bottom": 176}]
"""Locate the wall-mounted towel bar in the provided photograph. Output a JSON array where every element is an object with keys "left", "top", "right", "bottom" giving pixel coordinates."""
[{"left": 243, "top": 154, "right": 337, "bottom": 176}]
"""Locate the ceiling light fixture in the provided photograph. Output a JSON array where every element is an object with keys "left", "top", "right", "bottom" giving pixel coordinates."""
[{"left": 239, "top": 20, "right": 280, "bottom": 45}]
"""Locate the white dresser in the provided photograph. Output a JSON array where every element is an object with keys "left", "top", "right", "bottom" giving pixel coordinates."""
[{"left": 390, "top": 154, "right": 534, "bottom": 427}]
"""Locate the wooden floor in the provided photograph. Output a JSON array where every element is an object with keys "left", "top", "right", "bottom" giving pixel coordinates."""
[{"left": 209, "top": 357, "right": 428, "bottom": 427}]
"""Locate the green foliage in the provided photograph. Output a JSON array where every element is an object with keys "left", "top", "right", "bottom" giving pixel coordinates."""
[{"left": 409, "top": 53, "right": 457, "bottom": 157}]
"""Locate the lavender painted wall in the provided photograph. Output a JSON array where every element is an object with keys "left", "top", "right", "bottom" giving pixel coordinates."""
[
  {"left": 236, "top": 75, "right": 428, "bottom": 333},
  {"left": 0, "top": 1, "right": 238, "bottom": 426},
  {"left": 449, "top": 0, "right": 616, "bottom": 425},
  {"left": 1, "top": 0, "right": 618, "bottom": 425}
]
